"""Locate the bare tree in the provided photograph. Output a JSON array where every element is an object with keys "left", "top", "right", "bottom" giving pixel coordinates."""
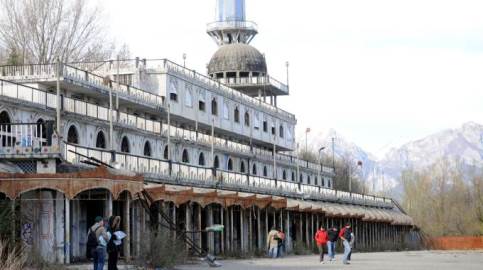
[{"left": 0, "top": 0, "right": 113, "bottom": 64}]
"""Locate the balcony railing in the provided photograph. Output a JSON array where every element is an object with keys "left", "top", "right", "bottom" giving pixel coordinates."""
[
  {"left": 0, "top": 63, "right": 164, "bottom": 107},
  {"left": 63, "top": 143, "right": 392, "bottom": 206},
  {"left": 206, "top": 20, "right": 258, "bottom": 32},
  {"left": 219, "top": 75, "right": 289, "bottom": 94},
  {"left": 0, "top": 122, "right": 58, "bottom": 157}
]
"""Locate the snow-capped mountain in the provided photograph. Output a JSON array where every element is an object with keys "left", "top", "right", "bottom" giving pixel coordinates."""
[
  {"left": 379, "top": 121, "right": 483, "bottom": 181},
  {"left": 299, "top": 122, "right": 483, "bottom": 196}
]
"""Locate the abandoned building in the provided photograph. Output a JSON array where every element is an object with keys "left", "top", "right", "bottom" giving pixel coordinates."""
[{"left": 0, "top": 0, "right": 417, "bottom": 265}]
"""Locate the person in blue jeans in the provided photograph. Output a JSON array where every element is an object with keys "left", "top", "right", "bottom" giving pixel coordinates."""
[
  {"left": 327, "top": 227, "right": 339, "bottom": 260},
  {"left": 339, "top": 224, "right": 352, "bottom": 265},
  {"left": 89, "top": 217, "right": 111, "bottom": 270}
]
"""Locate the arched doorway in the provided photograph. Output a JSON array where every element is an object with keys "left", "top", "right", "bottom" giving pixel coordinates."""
[
  {"left": 121, "top": 136, "right": 130, "bottom": 153},
  {"left": 144, "top": 141, "right": 152, "bottom": 157},
  {"left": 96, "top": 131, "right": 106, "bottom": 149}
]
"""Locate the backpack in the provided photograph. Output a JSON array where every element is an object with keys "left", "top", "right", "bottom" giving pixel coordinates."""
[{"left": 86, "top": 226, "right": 101, "bottom": 258}]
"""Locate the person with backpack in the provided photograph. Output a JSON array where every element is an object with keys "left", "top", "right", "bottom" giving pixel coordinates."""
[
  {"left": 314, "top": 225, "right": 328, "bottom": 263},
  {"left": 339, "top": 224, "right": 352, "bottom": 265},
  {"left": 107, "top": 216, "right": 121, "bottom": 270},
  {"left": 87, "top": 216, "right": 110, "bottom": 270},
  {"left": 327, "top": 227, "right": 339, "bottom": 261}
]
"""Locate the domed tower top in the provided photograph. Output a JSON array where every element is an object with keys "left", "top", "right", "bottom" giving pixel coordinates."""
[{"left": 206, "top": 0, "right": 288, "bottom": 98}]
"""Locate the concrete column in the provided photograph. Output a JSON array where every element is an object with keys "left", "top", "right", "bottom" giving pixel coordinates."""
[
  {"left": 207, "top": 205, "right": 214, "bottom": 253},
  {"left": 298, "top": 213, "right": 303, "bottom": 244},
  {"left": 230, "top": 207, "right": 234, "bottom": 251},
  {"left": 197, "top": 204, "right": 202, "bottom": 249},
  {"left": 10, "top": 199, "right": 15, "bottom": 243},
  {"left": 221, "top": 207, "right": 225, "bottom": 254},
  {"left": 123, "top": 194, "right": 131, "bottom": 261},
  {"left": 248, "top": 207, "right": 253, "bottom": 251},
  {"left": 185, "top": 203, "right": 192, "bottom": 251},
  {"left": 257, "top": 207, "right": 262, "bottom": 249},
  {"left": 240, "top": 207, "right": 245, "bottom": 252},
  {"left": 285, "top": 210, "right": 291, "bottom": 252},
  {"left": 106, "top": 192, "right": 113, "bottom": 218},
  {"left": 64, "top": 198, "right": 70, "bottom": 264},
  {"left": 172, "top": 204, "right": 177, "bottom": 239}
]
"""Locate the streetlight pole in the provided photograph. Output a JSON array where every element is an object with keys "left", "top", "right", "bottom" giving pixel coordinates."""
[
  {"left": 318, "top": 147, "right": 326, "bottom": 186},
  {"left": 183, "top": 53, "right": 187, "bottom": 67}
]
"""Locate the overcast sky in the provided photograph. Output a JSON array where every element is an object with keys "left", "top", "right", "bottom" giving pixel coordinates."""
[{"left": 100, "top": 0, "right": 483, "bottom": 157}]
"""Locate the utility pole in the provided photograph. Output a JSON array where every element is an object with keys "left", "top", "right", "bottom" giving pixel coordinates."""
[{"left": 56, "top": 58, "right": 61, "bottom": 135}]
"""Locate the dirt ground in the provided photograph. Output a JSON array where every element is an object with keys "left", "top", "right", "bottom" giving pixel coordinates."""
[{"left": 176, "top": 250, "right": 483, "bottom": 270}]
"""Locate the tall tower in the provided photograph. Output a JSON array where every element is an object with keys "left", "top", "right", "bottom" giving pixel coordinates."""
[{"left": 207, "top": 0, "right": 288, "bottom": 103}]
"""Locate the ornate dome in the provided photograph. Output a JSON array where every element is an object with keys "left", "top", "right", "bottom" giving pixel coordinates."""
[{"left": 208, "top": 43, "right": 267, "bottom": 75}]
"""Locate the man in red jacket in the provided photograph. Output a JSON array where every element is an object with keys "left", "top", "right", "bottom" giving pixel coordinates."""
[{"left": 314, "top": 225, "right": 329, "bottom": 263}]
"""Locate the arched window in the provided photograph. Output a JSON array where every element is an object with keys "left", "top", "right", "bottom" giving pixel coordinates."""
[
  {"left": 227, "top": 158, "right": 233, "bottom": 171},
  {"left": 252, "top": 164, "right": 257, "bottom": 175},
  {"left": 144, "top": 141, "right": 152, "bottom": 157},
  {"left": 213, "top": 155, "right": 220, "bottom": 169},
  {"left": 96, "top": 131, "right": 106, "bottom": 149},
  {"left": 121, "top": 136, "right": 130, "bottom": 153},
  {"left": 240, "top": 161, "right": 246, "bottom": 173},
  {"left": 307, "top": 175, "right": 311, "bottom": 185},
  {"left": 182, "top": 149, "right": 190, "bottom": 163},
  {"left": 234, "top": 107, "right": 240, "bottom": 123},
  {"left": 279, "top": 125, "right": 284, "bottom": 138},
  {"left": 322, "top": 178, "right": 325, "bottom": 187},
  {"left": 291, "top": 172, "right": 295, "bottom": 182},
  {"left": 0, "top": 111, "right": 12, "bottom": 147},
  {"left": 36, "top": 119, "right": 47, "bottom": 145},
  {"left": 163, "top": 145, "right": 169, "bottom": 159},
  {"left": 244, "top": 111, "right": 250, "bottom": 126},
  {"left": 211, "top": 98, "right": 218, "bottom": 116},
  {"left": 67, "top": 125, "right": 79, "bottom": 144},
  {"left": 299, "top": 173, "right": 303, "bottom": 183},
  {"left": 282, "top": 170, "right": 287, "bottom": 180},
  {"left": 263, "top": 166, "right": 268, "bottom": 177},
  {"left": 315, "top": 176, "right": 318, "bottom": 186},
  {"left": 198, "top": 152, "right": 205, "bottom": 166}
]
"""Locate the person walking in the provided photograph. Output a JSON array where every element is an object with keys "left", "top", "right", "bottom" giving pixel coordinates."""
[
  {"left": 276, "top": 229, "right": 286, "bottom": 258},
  {"left": 314, "top": 226, "right": 328, "bottom": 263},
  {"left": 87, "top": 216, "right": 110, "bottom": 270},
  {"left": 266, "top": 227, "right": 279, "bottom": 258},
  {"left": 348, "top": 231, "right": 355, "bottom": 261},
  {"left": 327, "top": 227, "right": 339, "bottom": 261},
  {"left": 107, "top": 216, "right": 121, "bottom": 270},
  {"left": 339, "top": 224, "right": 352, "bottom": 265}
]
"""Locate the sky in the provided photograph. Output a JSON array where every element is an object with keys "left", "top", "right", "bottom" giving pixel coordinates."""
[{"left": 99, "top": 0, "right": 483, "bottom": 157}]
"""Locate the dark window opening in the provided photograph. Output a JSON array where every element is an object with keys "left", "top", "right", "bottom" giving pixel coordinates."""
[
  {"left": 96, "top": 131, "right": 106, "bottom": 149},
  {"left": 234, "top": 107, "right": 240, "bottom": 123},
  {"left": 252, "top": 164, "right": 257, "bottom": 175},
  {"left": 182, "top": 149, "right": 190, "bottom": 163},
  {"left": 291, "top": 172, "right": 295, "bottom": 182},
  {"left": 199, "top": 101, "right": 205, "bottom": 111},
  {"left": 240, "top": 161, "right": 246, "bottom": 173},
  {"left": 227, "top": 158, "right": 233, "bottom": 171},
  {"left": 279, "top": 125, "right": 284, "bottom": 138},
  {"left": 121, "top": 136, "right": 130, "bottom": 153},
  {"left": 170, "top": 93, "right": 178, "bottom": 102},
  {"left": 163, "top": 145, "right": 169, "bottom": 159},
  {"left": 244, "top": 111, "right": 250, "bottom": 126},
  {"left": 263, "top": 166, "right": 268, "bottom": 177},
  {"left": 144, "top": 141, "right": 152, "bottom": 157},
  {"left": 214, "top": 155, "right": 220, "bottom": 169},
  {"left": 282, "top": 170, "right": 287, "bottom": 180},
  {"left": 263, "top": 121, "right": 267, "bottom": 132},
  {"left": 198, "top": 152, "right": 205, "bottom": 166},
  {"left": 211, "top": 98, "right": 218, "bottom": 116},
  {"left": 67, "top": 125, "right": 79, "bottom": 144}
]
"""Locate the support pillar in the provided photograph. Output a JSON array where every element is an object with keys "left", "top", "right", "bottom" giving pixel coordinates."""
[
  {"left": 285, "top": 210, "right": 291, "bottom": 252},
  {"left": 240, "top": 207, "right": 245, "bottom": 252},
  {"left": 230, "top": 207, "right": 234, "bottom": 251},
  {"left": 257, "top": 207, "right": 262, "bottom": 250},
  {"left": 10, "top": 199, "right": 15, "bottom": 243},
  {"left": 106, "top": 192, "right": 113, "bottom": 218},
  {"left": 185, "top": 203, "right": 192, "bottom": 251},
  {"left": 65, "top": 198, "right": 70, "bottom": 264},
  {"left": 123, "top": 194, "right": 131, "bottom": 262},
  {"left": 221, "top": 207, "right": 225, "bottom": 254},
  {"left": 305, "top": 213, "right": 309, "bottom": 248},
  {"left": 197, "top": 204, "right": 202, "bottom": 249},
  {"left": 249, "top": 207, "right": 253, "bottom": 251}
]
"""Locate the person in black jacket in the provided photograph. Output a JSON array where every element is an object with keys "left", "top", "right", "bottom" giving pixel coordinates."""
[
  {"left": 107, "top": 216, "right": 121, "bottom": 270},
  {"left": 327, "top": 227, "right": 339, "bottom": 261}
]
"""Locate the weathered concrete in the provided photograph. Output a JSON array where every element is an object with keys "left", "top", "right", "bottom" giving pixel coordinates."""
[{"left": 178, "top": 251, "right": 483, "bottom": 270}]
